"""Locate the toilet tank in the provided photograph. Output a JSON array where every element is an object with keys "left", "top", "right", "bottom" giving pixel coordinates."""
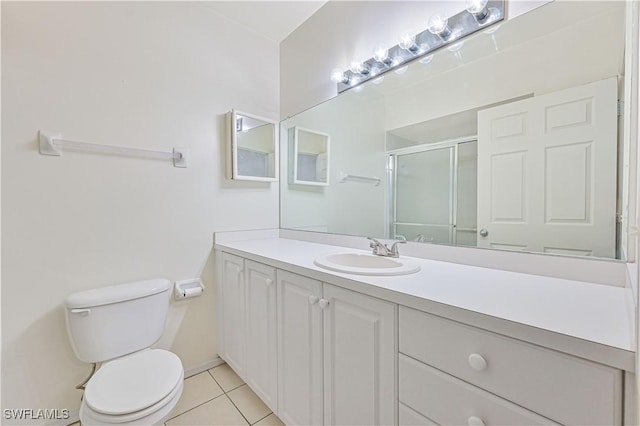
[{"left": 64, "top": 279, "right": 172, "bottom": 363}]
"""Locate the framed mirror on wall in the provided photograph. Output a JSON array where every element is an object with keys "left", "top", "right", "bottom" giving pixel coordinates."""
[
  {"left": 227, "top": 110, "right": 278, "bottom": 182},
  {"left": 280, "top": 1, "right": 634, "bottom": 261},
  {"left": 288, "top": 127, "right": 330, "bottom": 186}
]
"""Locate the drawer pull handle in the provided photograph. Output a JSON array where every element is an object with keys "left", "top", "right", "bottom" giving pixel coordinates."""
[
  {"left": 468, "top": 353, "right": 487, "bottom": 371},
  {"left": 468, "top": 416, "right": 485, "bottom": 426},
  {"left": 309, "top": 295, "right": 319, "bottom": 305}
]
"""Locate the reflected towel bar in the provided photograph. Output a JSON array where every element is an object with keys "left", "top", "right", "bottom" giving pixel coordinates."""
[
  {"left": 38, "top": 130, "right": 188, "bottom": 168},
  {"left": 338, "top": 172, "right": 381, "bottom": 186}
]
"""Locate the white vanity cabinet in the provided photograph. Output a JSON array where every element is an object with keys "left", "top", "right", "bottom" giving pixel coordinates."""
[
  {"left": 399, "top": 306, "right": 624, "bottom": 425},
  {"left": 219, "top": 252, "right": 246, "bottom": 378},
  {"left": 277, "top": 270, "right": 397, "bottom": 426},
  {"left": 276, "top": 270, "right": 324, "bottom": 425},
  {"left": 218, "top": 253, "right": 278, "bottom": 412},
  {"left": 217, "top": 245, "right": 630, "bottom": 426}
]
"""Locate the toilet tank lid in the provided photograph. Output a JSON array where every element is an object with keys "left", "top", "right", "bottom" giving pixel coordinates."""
[{"left": 65, "top": 279, "right": 171, "bottom": 309}]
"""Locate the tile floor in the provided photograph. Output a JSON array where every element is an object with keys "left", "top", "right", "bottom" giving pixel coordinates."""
[{"left": 165, "top": 363, "right": 284, "bottom": 426}]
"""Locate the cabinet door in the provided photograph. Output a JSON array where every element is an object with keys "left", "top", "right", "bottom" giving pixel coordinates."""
[
  {"left": 322, "top": 284, "right": 396, "bottom": 426},
  {"left": 277, "top": 270, "right": 323, "bottom": 426},
  {"left": 220, "top": 253, "right": 246, "bottom": 379},
  {"left": 245, "top": 260, "right": 278, "bottom": 413}
]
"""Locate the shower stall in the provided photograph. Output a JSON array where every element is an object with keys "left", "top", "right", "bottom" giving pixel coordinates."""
[{"left": 387, "top": 138, "right": 477, "bottom": 246}]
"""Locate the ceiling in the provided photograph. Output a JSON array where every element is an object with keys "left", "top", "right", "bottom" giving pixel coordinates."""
[{"left": 201, "top": 1, "right": 328, "bottom": 43}]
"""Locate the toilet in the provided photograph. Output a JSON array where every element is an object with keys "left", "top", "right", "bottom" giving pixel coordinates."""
[{"left": 64, "top": 279, "right": 184, "bottom": 425}]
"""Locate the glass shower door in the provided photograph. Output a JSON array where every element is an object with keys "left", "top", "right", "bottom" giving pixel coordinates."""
[{"left": 392, "top": 146, "right": 455, "bottom": 244}]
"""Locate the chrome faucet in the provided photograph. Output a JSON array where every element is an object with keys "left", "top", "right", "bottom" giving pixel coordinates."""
[{"left": 367, "top": 237, "right": 406, "bottom": 258}]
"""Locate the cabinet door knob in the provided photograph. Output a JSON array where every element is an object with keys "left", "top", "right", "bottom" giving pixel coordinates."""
[
  {"left": 468, "top": 416, "right": 485, "bottom": 426},
  {"left": 479, "top": 228, "right": 489, "bottom": 237},
  {"left": 265, "top": 278, "right": 273, "bottom": 287},
  {"left": 308, "top": 295, "right": 319, "bottom": 305},
  {"left": 318, "top": 298, "right": 330, "bottom": 309},
  {"left": 468, "top": 353, "right": 488, "bottom": 371}
]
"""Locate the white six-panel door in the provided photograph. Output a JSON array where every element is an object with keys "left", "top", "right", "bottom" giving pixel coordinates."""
[
  {"left": 322, "top": 284, "right": 396, "bottom": 426},
  {"left": 477, "top": 77, "right": 618, "bottom": 257},
  {"left": 245, "top": 260, "right": 278, "bottom": 413},
  {"left": 277, "top": 270, "right": 324, "bottom": 426}
]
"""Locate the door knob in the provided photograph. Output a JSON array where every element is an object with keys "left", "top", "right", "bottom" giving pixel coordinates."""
[
  {"left": 479, "top": 228, "right": 489, "bottom": 237},
  {"left": 309, "top": 295, "right": 319, "bottom": 305},
  {"left": 318, "top": 299, "right": 330, "bottom": 309}
]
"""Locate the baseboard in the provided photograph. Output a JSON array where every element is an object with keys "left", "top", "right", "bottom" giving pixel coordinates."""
[{"left": 184, "top": 356, "right": 225, "bottom": 378}]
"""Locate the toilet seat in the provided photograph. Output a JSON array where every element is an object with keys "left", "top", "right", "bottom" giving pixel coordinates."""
[{"left": 83, "top": 349, "right": 183, "bottom": 423}]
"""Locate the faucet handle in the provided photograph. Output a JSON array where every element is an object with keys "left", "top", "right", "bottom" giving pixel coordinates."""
[
  {"left": 367, "top": 237, "right": 389, "bottom": 256},
  {"left": 389, "top": 240, "right": 406, "bottom": 257},
  {"left": 367, "top": 236, "right": 382, "bottom": 247}
]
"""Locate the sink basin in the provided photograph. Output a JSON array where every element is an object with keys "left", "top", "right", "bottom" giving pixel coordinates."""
[{"left": 313, "top": 252, "right": 421, "bottom": 276}]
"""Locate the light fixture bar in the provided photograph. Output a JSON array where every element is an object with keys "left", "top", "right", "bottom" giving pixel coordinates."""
[{"left": 335, "top": 0, "right": 505, "bottom": 93}]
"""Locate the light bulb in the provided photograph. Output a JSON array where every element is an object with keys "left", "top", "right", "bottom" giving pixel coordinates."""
[
  {"left": 373, "top": 45, "right": 389, "bottom": 64},
  {"left": 466, "top": 0, "right": 490, "bottom": 22},
  {"left": 428, "top": 12, "right": 452, "bottom": 39},
  {"left": 349, "top": 61, "right": 371, "bottom": 75},
  {"left": 371, "top": 76, "right": 385, "bottom": 85},
  {"left": 330, "top": 68, "right": 348, "bottom": 84},
  {"left": 398, "top": 33, "right": 418, "bottom": 53}
]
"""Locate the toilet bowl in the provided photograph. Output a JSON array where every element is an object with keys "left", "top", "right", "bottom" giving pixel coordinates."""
[
  {"left": 64, "top": 279, "right": 184, "bottom": 425},
  {"left": 80, "top": 349, "right": 183, "bottom": 425}
]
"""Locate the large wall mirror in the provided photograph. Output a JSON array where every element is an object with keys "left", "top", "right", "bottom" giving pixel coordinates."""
[{"left": 280, "top": 1, "right": 634, "bottom": 260}]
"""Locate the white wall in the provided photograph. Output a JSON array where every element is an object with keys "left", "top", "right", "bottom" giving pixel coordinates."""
[{"left": 2, "top": 1, "right": 279, "bottom": 421}]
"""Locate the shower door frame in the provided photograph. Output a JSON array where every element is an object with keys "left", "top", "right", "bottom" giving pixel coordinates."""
[{"left": 387, "top": 136, "right": 477, "bottom": 244}]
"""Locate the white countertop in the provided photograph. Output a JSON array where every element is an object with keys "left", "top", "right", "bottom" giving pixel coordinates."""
[{"left": 215, "top": 236, "right": 636, "bottom": 370}]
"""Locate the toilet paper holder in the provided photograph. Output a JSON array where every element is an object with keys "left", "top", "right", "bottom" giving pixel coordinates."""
[{"left": 174, "top": 278, "right": 204, "bottom": 300}]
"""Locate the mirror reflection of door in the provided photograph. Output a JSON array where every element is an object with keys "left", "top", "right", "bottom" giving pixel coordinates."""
[
  {"left": 390, "top": 140, "right": 477, "bottom": 246},
  {"left": 477, "top": 77, "right": 617, "bottom": 257}
]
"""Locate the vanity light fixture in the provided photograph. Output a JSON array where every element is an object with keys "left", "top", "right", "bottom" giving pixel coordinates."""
[{"left": 331, "top": 0, "right": 505, "bottom": 93}]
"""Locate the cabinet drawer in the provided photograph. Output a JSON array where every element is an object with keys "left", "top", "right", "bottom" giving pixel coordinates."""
[
  {"left": 399, "top": 354, "right": 557, "bottom": 425},
  {"left": 399, "top": 403, "right": 437, "bottom": 426},
  {"left": 399, "top": 307, "right": 622, "bottom": 425}
]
